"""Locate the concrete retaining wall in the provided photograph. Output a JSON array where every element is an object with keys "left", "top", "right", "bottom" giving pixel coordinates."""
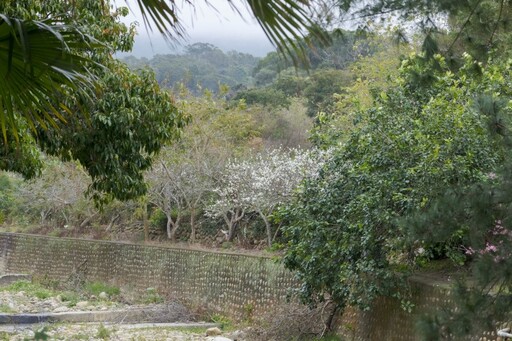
[{"left": 0, "top": 232, "right": 501, "bottom": 340}]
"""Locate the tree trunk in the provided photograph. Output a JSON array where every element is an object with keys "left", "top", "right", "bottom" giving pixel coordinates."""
[
  {"left": 80, "top": 212, "right": 98, "bottom": 229},
  {"left": 61, "top": 211, "right": 69, "bottom": 226},
  {"left": 166, "top": 214, "right": 180, "bottom": 242},
  {"left": 258, "top": 211, "right": 272, "bottom": 247},
  {"left": 222, "top": 209, "right": 244, "bottom": 242},
  {"left": 189, "top": 208, "right": 196, "bottom": 243},
  {"left": 143, "top": 202, "right": 149, "bottom": 242},
  {"left": 166, "top": 215, "right": 172, "bottom": 240},
  {"left": 40, "top": 209, "right": 51, "bottom": 225},
  {"left": 222, "top": 213, "right": 236, "bottom": 242},
  {"left": 170, "top": 226, "right": 178, "bottom": 242},
  {"left": 323, "top": 302, "right": 341, "bottom": 334},
  {"left": 227, "top": 222, "right": 237, "bottom": 242},
  {"left": 106, "top": 214, "right": 120, "bottom": 232}
]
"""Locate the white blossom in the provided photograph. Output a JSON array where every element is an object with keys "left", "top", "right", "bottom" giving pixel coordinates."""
[{"left": 206, "top": 147, "right": 330, "bottom": 245}]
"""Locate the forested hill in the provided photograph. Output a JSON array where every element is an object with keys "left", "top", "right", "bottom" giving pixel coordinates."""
[{"left": 121, "top": 42, "right": 259, "bottom": 94}]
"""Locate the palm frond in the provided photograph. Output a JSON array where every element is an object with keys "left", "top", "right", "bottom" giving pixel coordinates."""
[
  {"left": 0, "top": 16, "right": 95, "bottom": 142},
  {"left": 134, "top": 0, "right": 190, "bottom": 42},
  {"left": 133, "top": 0, "right": 330, "bottom": 65}
]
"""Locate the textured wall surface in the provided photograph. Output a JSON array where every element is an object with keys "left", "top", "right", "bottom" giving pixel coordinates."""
[
  {"left": 0, "top": 232, "right": 500, "bottom": 340},
  {"left": 0, "top": 233, "right": 296, "bottom": 318}
]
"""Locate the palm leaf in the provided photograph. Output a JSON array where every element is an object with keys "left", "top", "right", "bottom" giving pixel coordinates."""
[
  {"left": 133, "top": 0, "right": 330, "bottom": 65},
  {"left": 0, "top": 16, "right": 94, "bottom": 142},
  {"left": 246, "top": 0, "right": 330, "bottom": 64}
]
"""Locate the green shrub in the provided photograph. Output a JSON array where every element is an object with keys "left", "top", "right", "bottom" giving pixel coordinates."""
[
  {"left": 5, "top": 280, "right": 53, "bottom": 299},
  {"left": 95, "top": 324, "right": 111, "bottom": 340},
  {"left": 59, "top": 292, "right": 80, "bottom": 307},
  {"left": 0, "top": 304, "right": 13, "bottom": 313},
  {"left": 142, "top": 287, "right": 163, "bottom": 304},
  {"left": 85, "top": 282, "right": 120, "bottom": 297}
]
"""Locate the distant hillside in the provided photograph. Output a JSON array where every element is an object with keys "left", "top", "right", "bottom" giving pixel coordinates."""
[{"left": 121, "top": 43, "right": 259, "bottom": 94}]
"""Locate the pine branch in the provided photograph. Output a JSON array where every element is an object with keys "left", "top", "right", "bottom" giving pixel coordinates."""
[
  {"left": 488, "top": 0, "right": 505, "bottom": 47},
  {"left": 447, "top": 0, "right": 484, "bottom": 53}
]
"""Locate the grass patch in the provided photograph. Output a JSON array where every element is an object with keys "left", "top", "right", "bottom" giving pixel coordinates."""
[
  {"left": 141, "top": 287, "right": 163, "bottom": 304},
  {"left": 0, "top": 279, "right": 124, "bottom": 311},
  {"left": 0, "top": 304, "right": 13, "bottom": 313},
  {"left": 59, "top": 291, "right": 81, "bottom": 307},
  {"left": 95, "top": 323, "right": 112, "bottom": 340},
  {"left": 210, "top": 314, "right": 233, "bottom": 330},
  {"left": 3, "top": 280, "right": 54, "bottom": 299},
  {"left": 84, "top": 282, "right": 120, "bottom": 297},
  {"left": 28, "top": 326, "right": 50, "bottom": 340}
]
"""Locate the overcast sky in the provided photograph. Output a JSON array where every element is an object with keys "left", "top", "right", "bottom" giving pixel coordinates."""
[{"left": 115, "top": 0, "right": 275, "bottom": 58}]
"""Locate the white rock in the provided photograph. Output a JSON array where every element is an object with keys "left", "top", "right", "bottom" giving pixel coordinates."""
[
  {"left": 229, "top": 330, "right": 245, "bottom": 340},
  {"left": 206, "top": 327, "right": 222, "bottom": 336},
  {"left": 53, "top": 306, "right": 69, "bottom": 313},
  {"left": 98, "top": 292, "right": 108, "bottom": 300},
  {"left": 75, "top": 301, "right": 89, "bottom": 309}
]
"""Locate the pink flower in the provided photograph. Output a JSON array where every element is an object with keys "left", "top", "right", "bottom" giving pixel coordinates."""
[
  {"left": 464, "top": 247, "right": 475, "bottom": 255},
  {"left": 484, "top": 243, "right": 498, "bottom": 253}
]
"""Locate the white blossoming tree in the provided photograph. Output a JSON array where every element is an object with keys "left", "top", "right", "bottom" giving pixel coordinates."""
[
  {"left": 146, "top": 160, "right": 188, "bottom": 241},
  {"left": 207, "top": 148, "right": 327, "bottom": 246}
]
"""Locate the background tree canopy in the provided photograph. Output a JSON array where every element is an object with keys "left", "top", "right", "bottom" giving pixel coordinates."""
[
  {"left": 122, "top": 43, "right": 259, "bottom": 94},
  {"left": 0, "top": 0, "right": 187, "bottom": 202},
  {"left": 0, "top": 0, "right": 329, "bottom": 201}
]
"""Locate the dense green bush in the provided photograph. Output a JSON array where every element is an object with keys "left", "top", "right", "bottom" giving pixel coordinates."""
[
  {"left": 282, "top": 54, "right": 505, "bottom": 316},
  {"left": 0, "top": 173, "right": 17, "bottom": 223},
  {"left": 233, "top": 87, "right": 291, "bottom": 109}
]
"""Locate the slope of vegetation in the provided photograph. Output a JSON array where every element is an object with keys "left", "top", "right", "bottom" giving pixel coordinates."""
[
  {"left": 122, "top": 43, "right": 259, "bottom": 94},
  {"left": 3, "top": 0, "right": 512, "bottom": 339}
]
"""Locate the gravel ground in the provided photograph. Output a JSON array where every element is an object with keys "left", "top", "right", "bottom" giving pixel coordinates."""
[
  {"left": 0, "top": 290, "right": 244, "bottom": 340},
  {"left": 0, "top": 323, "right": 229, "bottom": 340},
  {"left": 0, "top": 290, "right": 124, "bottom": 314}
]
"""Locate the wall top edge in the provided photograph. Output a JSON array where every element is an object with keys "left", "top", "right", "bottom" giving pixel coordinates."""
[{"left": 0, "top": 232, "right": 276, "bottom": 260}]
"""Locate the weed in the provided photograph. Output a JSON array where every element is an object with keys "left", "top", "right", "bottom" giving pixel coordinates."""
[
  {"left": 85, "top": 282, "right": 120, "bottom": 296},
  {"left": 95, "top": 323, "right": 111, "bottom": 340},
  {"left": 221, "top": 241, "right": 233, "bottom": 249},
  {"left": 0, "top": 304, "right": 14, "bottom": 313},
  {"left": 36, "top": 276, "right": 61, "bottom": 291},
  {"left": 47, "top": 230, "right": 61, "bottom": 237},
  {"left": 24, "top": 326, "right": 50, "bottom": 340},
  {"left": 242, "top": 303, "right": 254, "bottom": 323},
  {"left": 210, "top": 314, "right": 232, "bottom": 330},
  {"left": 59, "top": 291, "right": 80, "bottom": 307},
  {"left": 142, "top": 287, "right": 163, "bottom": 304},
  {"left": 4, "top": 280, "right": 53, "bottom": 299}
]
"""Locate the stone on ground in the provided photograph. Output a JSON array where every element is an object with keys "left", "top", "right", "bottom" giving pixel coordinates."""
[{"left": 206, "top": 326, "right": 222, "bottom": 336}]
